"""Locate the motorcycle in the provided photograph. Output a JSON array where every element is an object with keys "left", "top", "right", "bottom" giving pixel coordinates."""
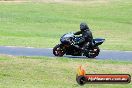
[{"left": 53, "top": 32, "right": 105, "bottom": 58}]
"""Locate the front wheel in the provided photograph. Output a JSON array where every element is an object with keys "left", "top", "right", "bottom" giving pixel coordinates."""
[
  {"left": 53, "top": 44, "right": 66, "bottom": 57},
  {"left": 85, "top": 46, "right": 100, "bottom": 58}
]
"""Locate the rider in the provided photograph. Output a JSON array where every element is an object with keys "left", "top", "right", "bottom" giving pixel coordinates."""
[{"left": 74, "top": 22, "right": 94, "bottom": 52}]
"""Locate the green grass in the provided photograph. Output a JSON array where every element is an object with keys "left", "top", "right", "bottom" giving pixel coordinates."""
[
  {"left": 0, "top": 1, "right": 131, "bottom": 88},
  {"left": 0, "top": 0, "right": 131, "bottom": 50},
  {"left": 0, "top": 55, "right": 132, "bottom": 88}
]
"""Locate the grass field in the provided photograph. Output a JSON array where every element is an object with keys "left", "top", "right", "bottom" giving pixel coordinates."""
[
  {"left": 0, "top": 0, "right": 131, "bottom": 50},
  {"left": 0, "top": 55, "right": 132, "bottom": 88},
  {"left": 0, "top": 0, "right": 132, "bottom": 88}
]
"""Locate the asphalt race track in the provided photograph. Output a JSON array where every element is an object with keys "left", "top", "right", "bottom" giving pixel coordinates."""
[{"left": 0, "top": 46, "right": 132, "bottom": 61}]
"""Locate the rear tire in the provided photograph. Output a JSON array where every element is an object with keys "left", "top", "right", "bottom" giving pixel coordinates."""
[
  {"left": 53, "top": 44, "right": 65, "bottom": 57},
  {"left": 86, "top": 46, "right": 100, "bottom": 58}
]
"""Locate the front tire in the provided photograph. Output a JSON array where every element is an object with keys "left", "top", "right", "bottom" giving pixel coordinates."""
[
  {"left": 85, "top": 46, "right": 100, "bottom": 58},
  {"left": 53, "top": 44, "right": 65, "bottom": 57}
]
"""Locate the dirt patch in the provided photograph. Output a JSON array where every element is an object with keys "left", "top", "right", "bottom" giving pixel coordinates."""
[
  {"left": 35, "top": 0, "right": 110, "bottom": 4},
  {"left": 0, "top": 0, "right": 111, "bottom": 4},
  {"left": 0, "top": 0, "right": 30, "bottom": 3}
]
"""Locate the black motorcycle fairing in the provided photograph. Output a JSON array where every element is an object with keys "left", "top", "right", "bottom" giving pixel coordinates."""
[
  {"left": 60, "top": 33, "right": 74, "bottom": 45},
  {"left": 73, "top": 36, "right": 85, "bottom": 46},
  {"left": 61, "top": 38, "right": 72, "bottom": 45},
  {"left": 65, "top": 45, "right": 82, "bottom": 56}
]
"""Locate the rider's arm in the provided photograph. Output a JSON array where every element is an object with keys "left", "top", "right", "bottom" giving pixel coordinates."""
[{"left": 74, "top": 31, "right": 82, "bottom": 35}]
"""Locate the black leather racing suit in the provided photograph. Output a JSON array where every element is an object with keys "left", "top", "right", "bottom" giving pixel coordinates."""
[{"left": 74, "top": 28, "right": 93, "bottom": 50}]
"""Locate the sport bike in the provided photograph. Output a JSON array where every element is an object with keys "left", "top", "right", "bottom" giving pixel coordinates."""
[{"left": 53, "top": 32, "right": 105, "bottom": 58}]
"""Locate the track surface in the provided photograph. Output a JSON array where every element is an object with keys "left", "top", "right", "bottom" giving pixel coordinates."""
[{"left": 0, "top": 46, "right": 132, "bottom": 61}]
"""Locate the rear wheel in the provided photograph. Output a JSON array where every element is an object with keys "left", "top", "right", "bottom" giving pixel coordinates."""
[
  {"left": 53, "top": 44, "right": 65, "bottom": 57},
  {"left": 85, "top": 46, "right": 100, "bottom": 58}
]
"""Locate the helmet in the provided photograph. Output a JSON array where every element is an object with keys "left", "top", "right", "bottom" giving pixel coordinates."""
[{"left": 80, "top": 22, "right": 89, "bottom": 31}]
